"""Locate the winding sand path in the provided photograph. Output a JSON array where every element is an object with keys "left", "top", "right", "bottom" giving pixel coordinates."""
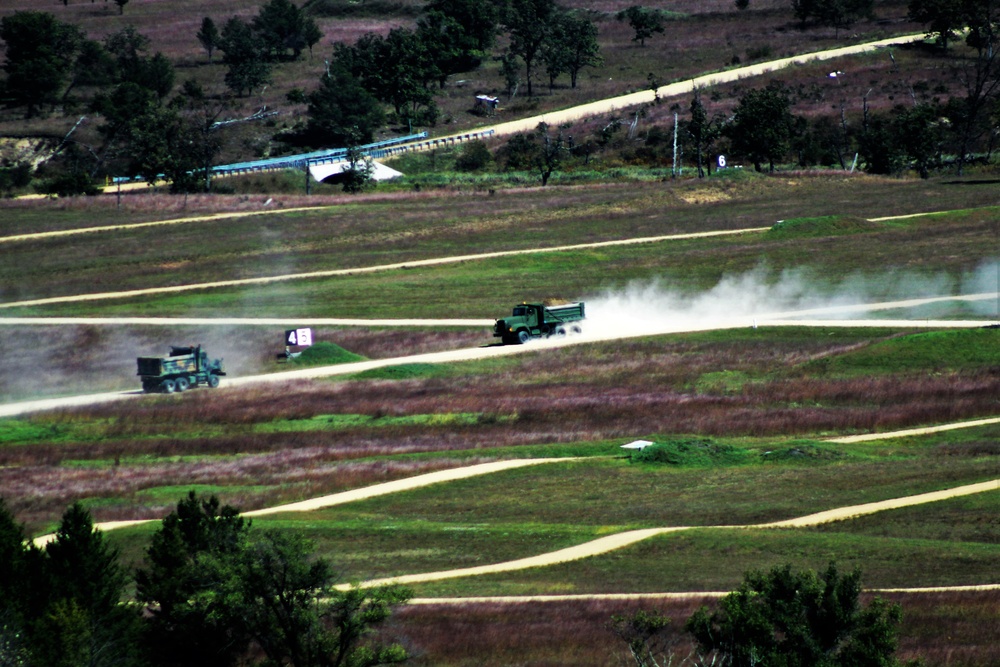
[
  {"left": 30, "top": 459, "right": 1000, "bottom": 594},
  {"left": 336, "top": 478, "right": 1000, "bottom": 590}
]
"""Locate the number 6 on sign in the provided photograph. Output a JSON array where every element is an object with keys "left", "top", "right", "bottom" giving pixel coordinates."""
[{"left": 717, "top": 155, "right": 726, "bottom": 168}]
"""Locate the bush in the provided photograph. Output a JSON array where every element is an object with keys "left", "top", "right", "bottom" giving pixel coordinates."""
[{"left": 455, "top": 140, "right": 493, "bottom": 172}]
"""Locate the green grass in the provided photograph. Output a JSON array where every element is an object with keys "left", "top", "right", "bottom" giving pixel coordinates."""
[
  {"left": 252, "top": 412, "right": 513, "bottom": 433},
  {"left": 767, "top": 215, "right": 887, "bottom": 238},
  {"left": 290, "top": 341, "right": 367, "bottom": 366},
  {"left": 805, "top": 329, "right": 1000, "bottom": 374},
  {"left": 403, "top": 527, "right": 1000, "bottom": 597},
  {"left": 629, "top": 437, "right": 754, "bottom": 467}
]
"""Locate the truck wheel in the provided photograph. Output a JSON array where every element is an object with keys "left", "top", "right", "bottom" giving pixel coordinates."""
[
  {"left": 176, "top": 377, "right": 190, "bottom": 392},
  {"left": 162, "top": 379, "right": 177, "bottom": 394},
  {"left": 517, "top": 330, "right": 531, "bottom": 344},
  {"left": 207, "top": 374, "right": 220, "bottom": 388},
  {"left": 571, "top": 325, "right": 582, "bottom": 335},
  {"left": 555, "top": 327, "right": 567, "bottom": 337}
]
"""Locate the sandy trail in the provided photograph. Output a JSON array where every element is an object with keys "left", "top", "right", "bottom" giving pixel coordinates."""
[
  {"left": 428, "top": 34, "right": 927, "bottom": 142},
  {"left": 1, "top": 33, "right": 926, "bottom": 245},
  {"left": 0, "top": 227, "right": 769, "bottom": 310},
  {"left": 338, "top": 479, "right": 1000, "bottom": 590},
  {"left": 30, "top": 456, "right": 1000, "bottom": 592}
]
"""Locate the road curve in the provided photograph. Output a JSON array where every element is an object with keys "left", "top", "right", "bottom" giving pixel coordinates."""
[
  {"left": 337, "top": 478, "right": 1000, "bottom": 590},
  {"left": 29, "top": 456, "right": 1000, "bottom": 593}
]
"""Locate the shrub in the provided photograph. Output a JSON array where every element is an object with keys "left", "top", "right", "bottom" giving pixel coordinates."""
[{"left": 455, "top": 140, "right": 493, "bottom": 172}]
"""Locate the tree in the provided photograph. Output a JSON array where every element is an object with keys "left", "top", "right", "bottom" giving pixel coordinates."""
[
  {"left": 616, "top": 6, "right": 665, "bottom": 47},
  {"left": 609, "top": 609, "right": 673, "bottom": 667},
  {"left": 502, "top": 0, "right": 559, "bottom": 96},
  {"left": 541, "top": 10, "right": 601, "bottom": 90},
  {"left": 792, "top": 0, "right": 874, "bottom": 33},
  {"left": 951, "top": 0, "right": 1000, "bottom": 173},
  {"left": 686, "top": 90, "right": 722, "bottom": 177},
  {"left": 497, "top": 123, "right": 566, "bottom": 185},
  {"left": 137, "top": 492, "right": 410, "bottom": 667},
  {"left": 561, "top": 12, "right": 602, "bottom": 89},
  {"left": 726, "top": 83, "right": 797, "bottom": 171},
  {"left": 907, "top": 0, "right": 964, "bottom": 49},
  {"left": 686, "top": 563, "right": 909, "bottom": 667},
  {"left": 425, "top": 0, "right": 501, "bottom": 54},
  {"left": 0, "top": 11, "right": 84, "bottom": 116},
  {"left": 136, "top": 492, "right": 252, "bottom": 667},
  {"left": 253, "top": 0, "right": 321, "bottom": 61},
  {"left": 114, "top": 0, "right": 129, "bottom": 15},
  {"left": 816, "top": 0, "right": 875, "bottom": 35},
  {"left": 306, "top": 65, "right": 385, "bottom": 147},
  {"left": 34, "top": 503, "right": 142, "bottom": 667},
  {"left": 197, "top": 17, "right": 220, "bottom": 61},
  {"left": 341, "top": 139, "right": 376, "bottom": 194},
  {"left": 417, "top": 11, "right": 480, "bottom": 87},
  {"left": 218, "top": 17, "right": 272, "bottom": 97}
]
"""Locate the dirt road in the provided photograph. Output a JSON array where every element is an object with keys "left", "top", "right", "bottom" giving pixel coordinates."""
[
  {"left": 406, "top": 34, "right": 928, "bottom": 146},
  {"left": 2, "top": 292, "right": 996, "bottom": 419}
]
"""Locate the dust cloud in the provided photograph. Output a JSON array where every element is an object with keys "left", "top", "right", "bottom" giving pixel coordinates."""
[{"left": 583, "top": 260, "right": 1000, "bottom": 338}]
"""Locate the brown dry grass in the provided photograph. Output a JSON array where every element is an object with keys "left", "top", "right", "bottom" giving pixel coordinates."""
[
  {"left": 5, "top": 328, "right": 999, "bottom": 532},
  {"left": 388, "top": 590, "right": 1000, "bottom": 666}
]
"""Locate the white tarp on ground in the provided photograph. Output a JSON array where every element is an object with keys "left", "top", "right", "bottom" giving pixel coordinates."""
[
  {"left": 308, "top": 159, "right": 403, "bottom": 182},
  {"left": 620, "top": 440, "right": 655, "bottom": 450}
]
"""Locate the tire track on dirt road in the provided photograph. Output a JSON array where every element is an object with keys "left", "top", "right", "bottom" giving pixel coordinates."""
[{"left": 1, "top": 299, "right": 996, "bottom": 419}]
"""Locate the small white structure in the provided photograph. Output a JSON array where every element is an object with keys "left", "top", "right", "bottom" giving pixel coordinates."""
[
  {"left": 308, "top": 159, "right": 403, "bottom": 183},
  {"left": 620, "top": 439, "right": 655, "bottom": 451}
]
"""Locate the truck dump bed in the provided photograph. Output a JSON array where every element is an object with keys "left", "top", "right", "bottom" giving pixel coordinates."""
[
  {"left": 137, "top": 355, "right": 198, "bottom": 378},
  {"left": 544, "top": 302, "right": 585, "bottom": 322}
]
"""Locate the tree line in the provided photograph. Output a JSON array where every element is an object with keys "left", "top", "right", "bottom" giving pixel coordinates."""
[
  {"left": 2, "top": 0, "right": 999, "bottom": 193},
  {"left": 0, "top": 492, "right": 916, "bottom": 667},
  {"left": 0, "top": 493, "right": 410, "bottom": 667}
]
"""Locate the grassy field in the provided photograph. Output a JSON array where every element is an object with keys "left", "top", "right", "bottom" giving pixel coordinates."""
[
  {"left": 3, "top": 1, "right": 1000, "bottom": 664},
  {"left": 4, "top": 195, "right": 1000, "bottom": 665}
]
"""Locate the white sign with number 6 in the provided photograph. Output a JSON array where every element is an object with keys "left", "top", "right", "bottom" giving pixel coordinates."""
[{"left": 718, "top": 155, "right": 726, "bottom": 168}]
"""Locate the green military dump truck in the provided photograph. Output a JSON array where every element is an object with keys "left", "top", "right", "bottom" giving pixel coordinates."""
[
  {"left": 137, "top": 345, "right": 225, "bottom": 393},
  {"left": 493, "top": 302, "right": 585, "bottom": 344}
]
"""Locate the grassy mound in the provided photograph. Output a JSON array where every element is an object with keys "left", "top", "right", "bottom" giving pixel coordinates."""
[
  {"left": 630, "top": 437, "right": 751, "bottom": 467},
  {"left": 290, "top": 342, "right": 366, "bottom": 366},
  {"left": 768, "top": 215, "right": 882, "bottom": 238}
]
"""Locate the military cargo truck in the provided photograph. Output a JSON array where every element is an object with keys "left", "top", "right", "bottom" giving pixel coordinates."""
[
  {"left": 493, "top": 302, "right": 585, "bottom": 344},
  {"left": 137, "top": 345, "right": 225, "bottom": 393}
]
